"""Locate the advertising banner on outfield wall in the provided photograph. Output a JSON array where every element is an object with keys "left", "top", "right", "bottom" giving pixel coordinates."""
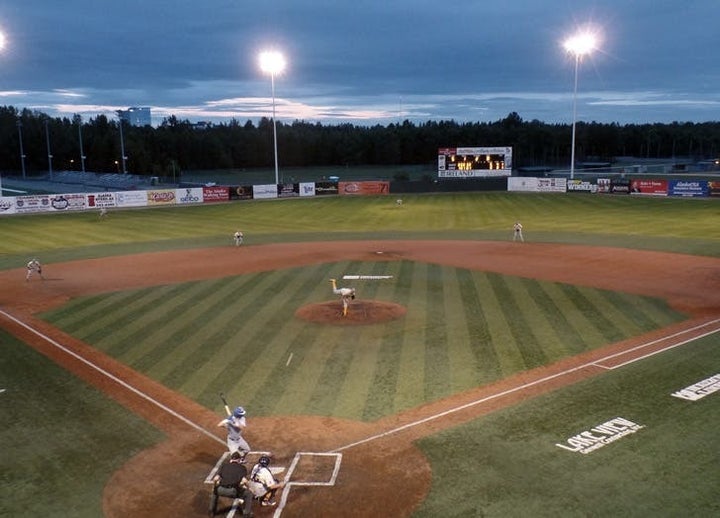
[
  {"left": 338, "top": 181, "right": 390, "bottom": 195},
  {"left": 49, "top": 194, "right": 87, "bottom": 211},
  {"left": 299, "top": 182, "right": 316, "bottom": 197},
  {"left": 203, "top": 186, "right": 230, "bottom": 202},
  {"left": 567, "top": 179, "right": 597, "bottom": 193},
  {"left": 0, "top": 197, "right": 16, "bottom": 214},
  {"left": 147, "top": 189, "right": 177, "bottom": 206},
  {"left": 87, "top": 192, "right": 117, "bottom": 208},
  {"left": 668, "top": 180, "right": 708, "bottom": 197},
  {"left": 710, "top": 181, "right": 720, "bottom": 197},
  {"left": 229, "top": 185, "right": 254, "bottom": 200},
  {"left": 15, "top": 195, "right": 51, "bottom": 213},
  {"left": 315, "top": 181, "right": 338, "bottom": 195},
  {"left": 253, "top": 184, "right": 278, "bottom": 199},
  {"left": 176, "top": 187, "right": 203, "bottom": 204},
  {"left": 630, "top": 179, "right": 668, "bottom": 196},
  {"left": 508, "top": 177, "right": 567, "bottom": 192},
  {"left": 278, "top": 183, "right": 299, "bottom": 198},
  {"left": 117, "top": 190, "right": 148, "bottom": 207},
  {"left": 610, "top": 178, "right": 631, "bottom": 194}
]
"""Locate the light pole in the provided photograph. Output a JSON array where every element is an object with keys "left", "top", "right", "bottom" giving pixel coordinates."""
[
  {"left": 259, "top": 50, "right": 286, "bottom": 185},
  {"left": 0, "top": 31, "right": 5, "bottom": 194},
  {"left": 564, "top": 31, "right": 597, "bottom": 180},
  {"left": 75, "top": 114, "right": 86, "bottom": 173},
  {"left": 44, "top": 119, "right": 54, "bottom": 179},
  {"left": 17, "top": 119, "right": 26, "bottom": 179},
  {"left": 117, "top": 110, "right": 128, "bottom": 174}
]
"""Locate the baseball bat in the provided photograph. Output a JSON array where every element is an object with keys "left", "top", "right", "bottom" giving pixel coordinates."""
[{"left": 219, "top": 392, "right": 231, "bottom": 416}]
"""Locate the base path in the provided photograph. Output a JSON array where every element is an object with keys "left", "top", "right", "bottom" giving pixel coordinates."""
[{"left": 1, "top": 241, "right": 719, "bottom": 517}]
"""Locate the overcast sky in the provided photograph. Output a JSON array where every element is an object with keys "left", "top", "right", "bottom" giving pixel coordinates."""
[{"left": 0, "top": 1, "right": 718, "bottom": 127}]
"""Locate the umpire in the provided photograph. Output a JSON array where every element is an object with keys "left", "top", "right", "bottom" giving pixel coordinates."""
[{"left": 209, "top": 451, "right": 254, "bottom": 517}]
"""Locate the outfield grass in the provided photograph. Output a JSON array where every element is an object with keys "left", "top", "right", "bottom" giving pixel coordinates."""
[
  {"left": 1, "top": 193, "right": 719, "bottom": 271},
  {"left": 414, "top": 334, "right": 720, "bottom": 517}
]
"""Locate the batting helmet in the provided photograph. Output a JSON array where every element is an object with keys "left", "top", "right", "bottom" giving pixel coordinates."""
[
  {"left": 258, "top": 455, "right": 271, "bottom": 467},
  {"left": 233, "top": 406, "right": 246, "bottom": 418}
]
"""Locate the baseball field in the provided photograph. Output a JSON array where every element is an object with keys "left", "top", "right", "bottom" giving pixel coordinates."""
[{"left": 1, "top": 191, "right": 719, "bottom": 517}]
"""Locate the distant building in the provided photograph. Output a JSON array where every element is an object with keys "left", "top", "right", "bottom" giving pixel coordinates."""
[{"left": 117, "top": 107, "right": 151, "bottom": 127}]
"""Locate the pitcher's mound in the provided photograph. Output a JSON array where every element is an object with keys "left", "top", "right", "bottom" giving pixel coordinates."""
[{"left": 295, "top": 300, "right": 406, "bottom": 325}]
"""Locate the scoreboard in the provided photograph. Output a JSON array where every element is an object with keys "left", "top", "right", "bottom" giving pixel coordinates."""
[{"left": 438, "top": 146, "right": 512, "bottom": 178}]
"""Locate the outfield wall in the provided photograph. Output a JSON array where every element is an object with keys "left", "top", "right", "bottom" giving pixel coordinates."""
[{"left": 1, "top": 177, "right": 717, "bottom": 216}]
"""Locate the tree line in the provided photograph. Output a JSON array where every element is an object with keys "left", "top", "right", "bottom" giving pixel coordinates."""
[{"left": 1, "top": 106, "right": 719, "bottom": 177}]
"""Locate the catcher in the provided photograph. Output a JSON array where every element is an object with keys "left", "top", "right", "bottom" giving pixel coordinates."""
[{"left": 248, "top": 455, "right": 285, "bottom": 507}]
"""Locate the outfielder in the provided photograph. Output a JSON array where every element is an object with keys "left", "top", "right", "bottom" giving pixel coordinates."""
[
  {"left": 217, "top": 406, "right": 251, "bottom": 455},
  {"left": 26, "top": 258, "right": 44, "bottom": 281}
]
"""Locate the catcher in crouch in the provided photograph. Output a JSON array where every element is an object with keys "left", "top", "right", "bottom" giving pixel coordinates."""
[{"left": 330, "top": 278, "right": 355, "bottom": 317}]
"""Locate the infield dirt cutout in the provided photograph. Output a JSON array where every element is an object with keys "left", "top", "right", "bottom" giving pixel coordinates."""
[{"left": 1, "top": 240, "right": 720, "bottom": 517}]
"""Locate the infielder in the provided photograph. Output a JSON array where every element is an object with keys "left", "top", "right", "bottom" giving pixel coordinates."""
[
  {"left": 513, "top": 221, "right": 524, "bottom": 242},
  {"left": 233, "top": 230, "right": 244, "bottom": 247},
  {"left": 26, "top": 258, "right": 44, "bottom": 281},
  {"left": 217, "top": 406, "right": 250, "bottom": 455}
]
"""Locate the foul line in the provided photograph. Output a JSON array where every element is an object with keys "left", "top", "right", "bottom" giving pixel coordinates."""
[
  {"left": 331, "top": 317, "right": 720, "bottom": 454},
  {"left": 591, "top": 318, "right": 720, "bottom": 370},
  {"left": 0, "top": 309, "right": 224, "bottom": 446}
]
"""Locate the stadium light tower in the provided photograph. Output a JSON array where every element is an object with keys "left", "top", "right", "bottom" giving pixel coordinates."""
[
  {"left": 564, "top": 30, "right": 597, "bottom": 180},
  {"left": 259, "top": 50, "right": 286, "bottom": 185},
  {"left": 0, "top": 30, "right": 5, "bottom": 194}
]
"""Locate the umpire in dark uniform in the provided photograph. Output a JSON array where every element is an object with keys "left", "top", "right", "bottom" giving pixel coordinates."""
[{"left": 209, "top": 451, "right": 254, "bottom": 517}]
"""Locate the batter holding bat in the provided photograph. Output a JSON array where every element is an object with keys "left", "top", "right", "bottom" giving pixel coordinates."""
[{"left": 217, "top": 393, "right": 251, "bottom": 456}]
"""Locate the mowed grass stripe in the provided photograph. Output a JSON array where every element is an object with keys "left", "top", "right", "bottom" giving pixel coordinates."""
[
  {"left": 457, "top": 270, "right": 504, "bottom": 382},
  {"left": 577, "top": 288, "right": 651, "bottom": 338},
  {"left": 394, "top": 262, "right": 430, "bottom": 410},
  {"left": 540, "top": 282, "right": 608, "bottom": 348},
  {"left": 600, "top": 291, "right": 684, "bottom": 331},
  {"left": 197, "top": 266, "right": 333, "bottom": 409},
  {"left": 560, "top": 284, "right": 625, "bottom": 343},
  {"left": 180, "top": 268, "right": 308, "bottom": 400},
  {"left": 58, "top": 287, "right": 179, "bottom": 346},
  {"left": 443, "top": 267, "right": 483, "bottom": 390},
  {"left": 94, "top": 283, "right": 212, "bottom": 357},
  {"left": 521, "top": 279, "right": 587, "bottom": 355},
  {"left": 487, "top": 272, "right": 548, "bottom": 369},
  {"left": 362, "top": 260, "right": 413, "bottom": 420},
  {"left": 113, "top": 279, "right": 231, "bottom": 365},
  {"left": 506, "top": 276, "right": 569, "bottom": 363},
  {"left": 184, "top": 267, "right": 320, "bottom": 413},
  {"left": 137, "top": 276, "right": 262, "bottom": 378},
  {"left": 424, "top": 263, "right": 451, "bottom": 401},
  {"left": 44, "top": 288, "right": 152, "bottom": 333},
  {"left": 189, "top": 267, "right": 329, "bottom": 409}
]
